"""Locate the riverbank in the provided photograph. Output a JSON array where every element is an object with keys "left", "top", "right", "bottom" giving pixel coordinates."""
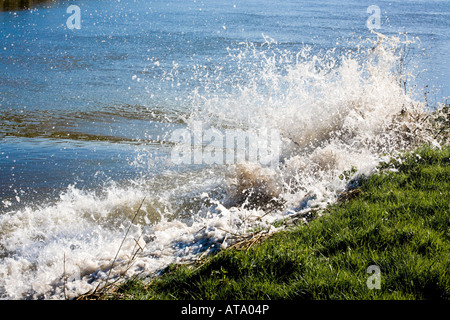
[
  {"left": 82, "top": 139, "right": 449, "bottom": 300},
  {"left": 0, "top": 0, "right": 55, "bottom": 11},
  {"left": 78, "top": 103, "right": 450, "bottom": 300}
]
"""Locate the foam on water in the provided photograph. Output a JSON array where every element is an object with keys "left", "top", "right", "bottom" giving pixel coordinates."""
[{"left": 0, "top": 33, "right": 438, "bottom": 299}]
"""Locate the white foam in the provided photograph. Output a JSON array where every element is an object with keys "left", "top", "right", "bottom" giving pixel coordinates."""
[{"left": 0, "top": 33, "right": 438, "bottom": 299}]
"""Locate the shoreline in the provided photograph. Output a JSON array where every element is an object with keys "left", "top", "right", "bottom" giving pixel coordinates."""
[
  {"left": 78, "top": 104, "right": 450, "bottom": 300},
  {"left": 89, "top": 143, "right": 449, "bottom": 300},
  {"left": 0, "top": 0, "right": 56, "bottom": 12}
]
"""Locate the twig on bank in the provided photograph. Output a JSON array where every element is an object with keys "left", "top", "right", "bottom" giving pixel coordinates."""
[
  {"left": 93, "top": 197, "right": 146, "bottom": 294},
  {"left": 63, "top": 252, "right": 67, "bottom": 300}
]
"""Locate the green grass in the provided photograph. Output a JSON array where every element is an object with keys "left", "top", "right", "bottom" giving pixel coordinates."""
[{"left": 105, "top": 145, "right": 450, "bottom": 300}]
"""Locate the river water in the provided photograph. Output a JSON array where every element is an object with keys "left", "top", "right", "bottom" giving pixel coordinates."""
[{"left": 0, "top": 0, "right": 448, "bottom": 299}]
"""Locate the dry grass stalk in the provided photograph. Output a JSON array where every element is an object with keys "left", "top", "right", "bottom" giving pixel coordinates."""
[{"left": 76, "top": 197, "right": 147, "bottom": 299}]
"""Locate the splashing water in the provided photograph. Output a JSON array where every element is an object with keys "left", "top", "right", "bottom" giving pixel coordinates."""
[{"left": 0, "top": 33, "right": 438, "bottom": 299}]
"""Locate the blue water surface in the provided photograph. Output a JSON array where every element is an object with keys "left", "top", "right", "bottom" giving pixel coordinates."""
[{"left": 0, "top": 0, "right": 449, "bottom": 206}]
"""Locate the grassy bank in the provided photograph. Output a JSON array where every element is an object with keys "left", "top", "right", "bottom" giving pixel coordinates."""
[
  {"left": 94, "top": 145, "right": 449, "bottom": 300},
  {"left": 0, "top": 0, "right": 56, "bottom": 11}
]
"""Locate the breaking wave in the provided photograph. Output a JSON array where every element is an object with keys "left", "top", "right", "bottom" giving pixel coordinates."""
[{"left": 0, "top": 33, "right": 439, "bottom": 299}]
